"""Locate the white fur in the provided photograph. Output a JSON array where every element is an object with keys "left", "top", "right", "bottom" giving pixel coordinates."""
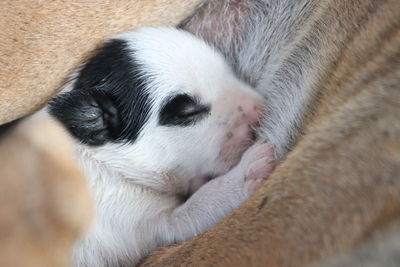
[
  {"left": 184, "top": 0, "right": 321, "bottom": 159},
  {"left": 57, "top": 27, "right": 275, "bottom": 266}
]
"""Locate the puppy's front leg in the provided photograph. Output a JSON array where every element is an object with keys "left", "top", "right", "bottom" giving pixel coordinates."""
[{"left": 163, "top": 142, "right": 275, "bottom": 243}]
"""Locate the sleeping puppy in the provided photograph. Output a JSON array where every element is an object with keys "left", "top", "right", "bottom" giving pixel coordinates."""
[{"left": 48, "top": 27, "right": 275, "bottom": 266}]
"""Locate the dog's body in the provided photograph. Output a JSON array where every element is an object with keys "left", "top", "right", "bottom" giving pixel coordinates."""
[
  {"left": 49, "top": 27, "right": 275, "bottom": 266},
  {"left": 140, "top": 0, "right": 400, "bottom": 266}
]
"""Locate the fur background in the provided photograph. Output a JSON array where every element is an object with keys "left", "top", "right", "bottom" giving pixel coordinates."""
[
  {"left": 1, "top": 0, "right": 399, "bottom": 266},
  {"left": 0, "top": 0, "right": 202, "bottom": 124},
  {"left": 0, "top": 1, "right": 201, "bottom": 266}
]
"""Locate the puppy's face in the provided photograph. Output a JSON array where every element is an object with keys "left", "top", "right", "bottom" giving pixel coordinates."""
[{"left": 50, "top": 27, "right": 264, "bottom": 193}]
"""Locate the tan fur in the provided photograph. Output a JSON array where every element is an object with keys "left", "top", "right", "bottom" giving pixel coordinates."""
[
  {"left": 0, "top": 115, "right": 92, "bottom": 267},
  {"left": 0, "top": 1, "right": 202, "bottom": 266},
  {"left": 0, "top": 0, "right": 202, "bottom": 124},
  {"left": 141, "top": 0, "right": 400, "bottom": 266}
]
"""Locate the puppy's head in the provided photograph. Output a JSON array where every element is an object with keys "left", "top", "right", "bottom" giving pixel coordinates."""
[{"left": 49, "top": 27, "right": 264, "bottom": 192}]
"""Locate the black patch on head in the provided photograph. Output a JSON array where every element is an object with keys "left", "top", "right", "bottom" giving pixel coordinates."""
[
  {"left": 49, "top": 39, "right": 151, "bottom": 146},
  {"left": 159, "top": 94, "right": 210, "bottom": 126}
]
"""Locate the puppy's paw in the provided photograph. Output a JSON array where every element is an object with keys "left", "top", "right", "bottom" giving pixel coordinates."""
[
  {"left": 206, "top": 141, "right": 275, "bottom": 207},
  {"left": 246, "top": 156, "right": 275, "bottom": 194},
  {"left": 239, "top": 142, "right": 275, "bottom": 195}
]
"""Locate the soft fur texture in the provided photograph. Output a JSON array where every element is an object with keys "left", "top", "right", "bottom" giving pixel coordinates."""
[
  {"left": 141, "top": 0, "right": 400, "bottom": 266},
  {"left": 48, "top": 27, "right": 275, "bottom": 266},
  {"left": 0, "top": 0, "right": 202, "bottom": 124},
  {"left": 0, "top": 1, "right": 203, "bottom": 266},
  {"left": 0, "top": 114, "right": 92, "bottom": 267},
  {"left": 2, "top": 0, "right": 399, "bottom": 266},
  {"left": 316, "top": 222, "right": 400, "bottom": 267}
]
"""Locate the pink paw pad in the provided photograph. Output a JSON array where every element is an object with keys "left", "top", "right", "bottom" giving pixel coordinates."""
[{"left": 243, "top": 142, "right": 276, "bottom": 194}]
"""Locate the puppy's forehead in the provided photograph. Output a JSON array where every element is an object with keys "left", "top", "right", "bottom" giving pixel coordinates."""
[{"left": 117, "top": 27, "right": 232, "bottom": 101}]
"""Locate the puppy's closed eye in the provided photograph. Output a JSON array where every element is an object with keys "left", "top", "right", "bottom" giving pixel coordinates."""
[{"left": 159, "top": 94, "right": 210, "bottom": 126}]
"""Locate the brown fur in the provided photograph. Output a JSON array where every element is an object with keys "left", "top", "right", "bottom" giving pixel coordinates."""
[
  {"left": 0, "top": 1, "right": 202, "bottom": 266},
  {"left": 0, "top": 0, "right": 202, "bottom": 124},
  {"left": 0, "top": 115, "right": 92, "bottom": 267},
  {"left": 141, "top": 0, "right": 400, "bottom": 266}
]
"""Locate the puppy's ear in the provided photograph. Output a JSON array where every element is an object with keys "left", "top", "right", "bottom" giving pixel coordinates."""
[
  {"left": 48, "top": 39, "right": 129, "bottom": 146},
  {"left": 50, "top": 38, "right": 152, "bottom": 145},
  {"left": 49, "top": 90, "right": 120, "bottom": 146}
]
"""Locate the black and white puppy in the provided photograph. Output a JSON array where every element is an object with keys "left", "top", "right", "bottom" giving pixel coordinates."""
[{"left": 49, "top": 27, "right": 275, "bottom": 266}]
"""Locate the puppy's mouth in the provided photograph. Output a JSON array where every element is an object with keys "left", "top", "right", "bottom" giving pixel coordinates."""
[{"left": 219, "top": 123, "right": 257, "bottom": 170}]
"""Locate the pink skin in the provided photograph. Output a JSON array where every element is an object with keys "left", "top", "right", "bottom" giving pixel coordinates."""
[
  {"left": 215, "top": 91, "right": 275, "bottom": 194},
  {"left": 218, "top": 91, "right": 266, "bottom": 169},
  {"left": 219, "top": 140, "right": 276, "bottom": 196},
  {"left": 242, "top": 141, "right": 275, "bottom": 194},
  {"left": 187, "top": 89, "right": 273, "bottom": 195},
  {"left": 190, "top": 141, "right": 275, "bottom": 206}
]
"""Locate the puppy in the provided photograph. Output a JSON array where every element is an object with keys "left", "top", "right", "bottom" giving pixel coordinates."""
[
  {"left": 139, "top": 1, "right": 400, "bottom": 266},
  {"left": 48, "top": 27, "right": 275, "bottom": 266}
]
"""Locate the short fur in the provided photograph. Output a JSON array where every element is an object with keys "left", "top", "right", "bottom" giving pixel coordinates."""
[
  {"left": 0, "top": 114, "right": 92, "bottom": 267},
  {"left": 49, "top": 27, "right": 275, "bottom": 266},
  {"left": 141, "top": 0, "right": 400, "bottom": 266},
  {"left": 0, "top": 0, "right": 202, "bottom": 124}
]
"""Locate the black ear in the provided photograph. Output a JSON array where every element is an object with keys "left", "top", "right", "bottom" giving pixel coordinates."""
[
  {"left": 49, "top": 90, "right": 120, "bottom": 146},
  {"left": 49, "top": 38, "right": 152, "bottom": 146}
]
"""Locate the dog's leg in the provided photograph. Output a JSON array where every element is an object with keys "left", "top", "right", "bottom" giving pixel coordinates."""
[{"left": 158, "top": 142, "right": 275, "bottom": 244}]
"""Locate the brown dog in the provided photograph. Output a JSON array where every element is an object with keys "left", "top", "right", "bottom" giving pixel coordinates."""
[
  {"left": 0, "top": 0, "right": 202, "bottom": 124},
  {"left": 141, "top": 0, "right": 400, "bottom": 266},
  {"left": 0, "top": 115, "right": 92, "bottom": 267}
]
